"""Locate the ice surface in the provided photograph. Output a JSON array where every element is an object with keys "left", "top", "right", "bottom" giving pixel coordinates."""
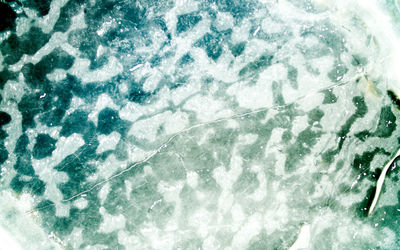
[{"left": 0, "top": 0, "right": 400, "bottom": 249}]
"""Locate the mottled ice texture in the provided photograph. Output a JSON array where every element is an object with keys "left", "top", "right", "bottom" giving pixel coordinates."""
[{"left": 0, "top": 0, "right": 400, "bottom": 249}]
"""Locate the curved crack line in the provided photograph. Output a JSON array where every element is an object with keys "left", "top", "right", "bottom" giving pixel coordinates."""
[{"left": 31, "top": 74, "right": 360, "bottom": 213}]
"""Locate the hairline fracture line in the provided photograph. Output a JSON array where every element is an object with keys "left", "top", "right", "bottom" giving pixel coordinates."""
[{"left": 30, "top": 75, "right": 361, "bottom": 213}]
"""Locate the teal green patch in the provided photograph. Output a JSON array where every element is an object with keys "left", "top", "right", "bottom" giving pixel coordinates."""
[
  {"left": 239, "top": 54, "right": 273, "bottom": 77},
  {"left": 327, "top": 62, "right": 348, "bottom": 82},
  {"left": 248, "top": 229, "right": 269, "bottom": 250},
  {"left": 173, "top": 237, "right": 203, "bottom": 250},
  {"left": 326, "top": 96, "right": 367, "bottom": 158},
  {"left": 148, "top": 200, "right": 175, "bottom": 228},
  {"left": 32, "top": 133, "right": 57, "bottom": 159},
  {"left": 372, "top": 106, "right": 396, "bottom": 137},
  {"left": 149, "top": 152, "right": 187, "bottom": 181},
  {"left": 356, "top": 106, "right": 396, "bottom": 140},
  {"left": 176, "top": 12, "right": 202, "bottom": 34},
  {"left": 387, "top": 90, "right": 400, "bottom": 110},
  {"left": 285, "top": 127, "right": 322, "bottom": 171},
  {"left": 281, "top": 130, "right": 292, "bottom": 143},
  {"left": 233, "top": 170, "right": 259, "bottom": 195},
  {"left": 194, "top": 33, "right": 223, "bottom": 61},
  {"left": 351, "top": 55, "right": 367, "bottom": 66},
  {"left": 179, "top": 184, "right": 199, "bottom": 214},
  {"left": 308, "top": 108, "right": 324, "bottom": 125},
  {"left": 179, "top": 53, "right": 194, "bottom": 65},
  {"left": 355, "top": 130, "right": 370, "bottom": 141},
  {"left": 272, "top": 81, "right": 285, "bottom": 106},
  {"left": 53, "top": 217, "right": 74, "bottom": 236},
  {"left": 287, "top": 65, "right": 298, "bottom": 89},
  {"left": 123, "top": 181, "right": 163, "bottom": 229},
  {"left": 103, "top": 184, "right": 128, "bottom": 215},
  {"left": 230, "top": 42, "right": 246, "bottom": 57},
  {"left": 322, "top": 89, "right": 337, "bottom": 104},
  {"left": 352, "top": 186, "right": 375, "bottom": 218}
]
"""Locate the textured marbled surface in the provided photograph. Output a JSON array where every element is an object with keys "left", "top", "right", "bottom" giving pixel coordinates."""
[{"left": 0, "top": 0, "right": 400, "bottom": 249}]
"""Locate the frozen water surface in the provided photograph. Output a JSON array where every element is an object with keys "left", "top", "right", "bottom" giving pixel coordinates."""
[{"left": 1, "top": 0, "right": 400, "bottom": 249}]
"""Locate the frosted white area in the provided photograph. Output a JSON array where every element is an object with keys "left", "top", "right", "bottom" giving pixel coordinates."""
[
  {"left": 227, "top": 79, "right": 274, "bottom": 109},
  {"left": 46, "top": 69, "right": 67, "bottom": 82},
  {"left": 128, "top": 110, "right": 190, "bottom": 142},
  {"left": 183, "top": 94, "right": 233, "bottom": 122},
  {"left": 0, "top": 226, "right": 22, "bottom": 250},
  {"left": 98, "top": 207, "right": 126, "bottom": 233},
  {"left": 73, "top": 197, "right": 88, "bottom": 209},
  {"left": 0, "top": 192, "right": 60, "bottom": 249},
  {"left": 96, "top": 132, "right": 121, "bottom": 154},
  {"left": 120, "top": 97, "right": 170, "bottom": 123},
  {"left": 289, "top": 224, "right": 310, "bottom": 250},
  {"left": 69, "top": 56, "right": 123, "bottom": 83},
  {"left": 95, "top": 154, "right": 126, "bottom": 180},
  {"left": 36, "top": 0, "right": 69, "bottom": 34}
]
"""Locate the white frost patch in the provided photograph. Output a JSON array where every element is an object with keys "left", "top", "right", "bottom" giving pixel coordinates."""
[
  {"left": 128, "top": 113, "right": 167, "bottom": 142},
  {"left": 262, "top": 17, "right": 284, "bottom": 34},
  {"left": 157, "top": 180, "right": 184, "bottom": 203},
  {"left": 0, "top": 192, "right": 61, "bottom": 249},
  {"left": 36, "top": 0, "right": 69, "bottom": 34},
  {"left": 249, "top": 165, "right": 267, "bottom": 201},
  {"left": 290, "top": 115, "right": 309, "bottom": 137},
  {"left": 120, "top": 96, "right": 169, "bottom": 123},
  {"left": 68, "top": 10, "right": 87, "bottom": 31},
  {"left": 263, "top": 195, "right": 289, "bottom": 233},
  {"left": 214, "top": 146, "right": 243, "bottom": 222},
  {"left": 232, "top": 212, "right": 262, "bottom": 248},
  {"left": 69, "top": 56, "right": 123, "bottom": 83},
  {"left": 227, "top": 62, "right": 288, "bottom": 110},
  {"left": 0, "top": 225, "right": 22, "bottom": 250},
  {"left": 68, "top": 96, "right": 86, "bottom": 111},
  {"left": 214, "top": 147, "right": 243, "bottom": 190},
  {"left": 186, "top": 171, "right": 199, "bottom": 188},
  {"left": 183, "top": 94, "right": 233, "bottom": 122},
  {"left": 128, "top": 110, "right": 187, "bottom": 142},
  {"left": 68, "top": 228, "right": 84, "bottom": 249},
  {"left": 228, "top": 79, "right": 273, "bottom": 109},
  {"left": 52, "top": 134, "right": 85, "bottom": 165},
  {"left": 142, "top": 67, "right": 163, "bottom": 93},
  {"left": 170, "top": 81, "right": 201, "bottom": 106},
  {"left": 73, "top": 198, "right": 88, "bottom": 210},
  {"left": 231, "top": 203, "right": 245, "bottom": 229},
  {"left": 296, "top": 92, "right": 325, "bottom": 112},
  {"left": 189, "top": 208, "right": 213, "bottom": 237},
  {"left": 46, "top": 69, "right": 67, "bottom": 82},
  {"left": 118, "top": 231, "right": 141, "bottom": 249},
  {"left": 237, "top": 133, "right": 258, "bottom": 145},
  {"left": 289, "top": 224, "right": 311, "bottom": 250},
  {"left": 96, "top": 132, "right": 121, "bottom": 154},
  {"left": 231, "top": 19, "right": 251, "bottom": 43},
  {"left": 95, "top": 154, "right": 126, "bottom": 180},
  {"left": 163, "top": 110, "right": 189, "bottom": 134},
  {"left": 140, "top": 222, "right": 175, "bottom": 249},
  {"left": 15, "top": 17, "right": 32, "bottom": 37},
  {"left": 98, "top": 207, "right": 126, "bottom": 233},
  {"left": 215, "top": 12, "right": 234, "bottom": 31},
  {"left": 98, "top": 183, "right": 110, "bottom": 205}
]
